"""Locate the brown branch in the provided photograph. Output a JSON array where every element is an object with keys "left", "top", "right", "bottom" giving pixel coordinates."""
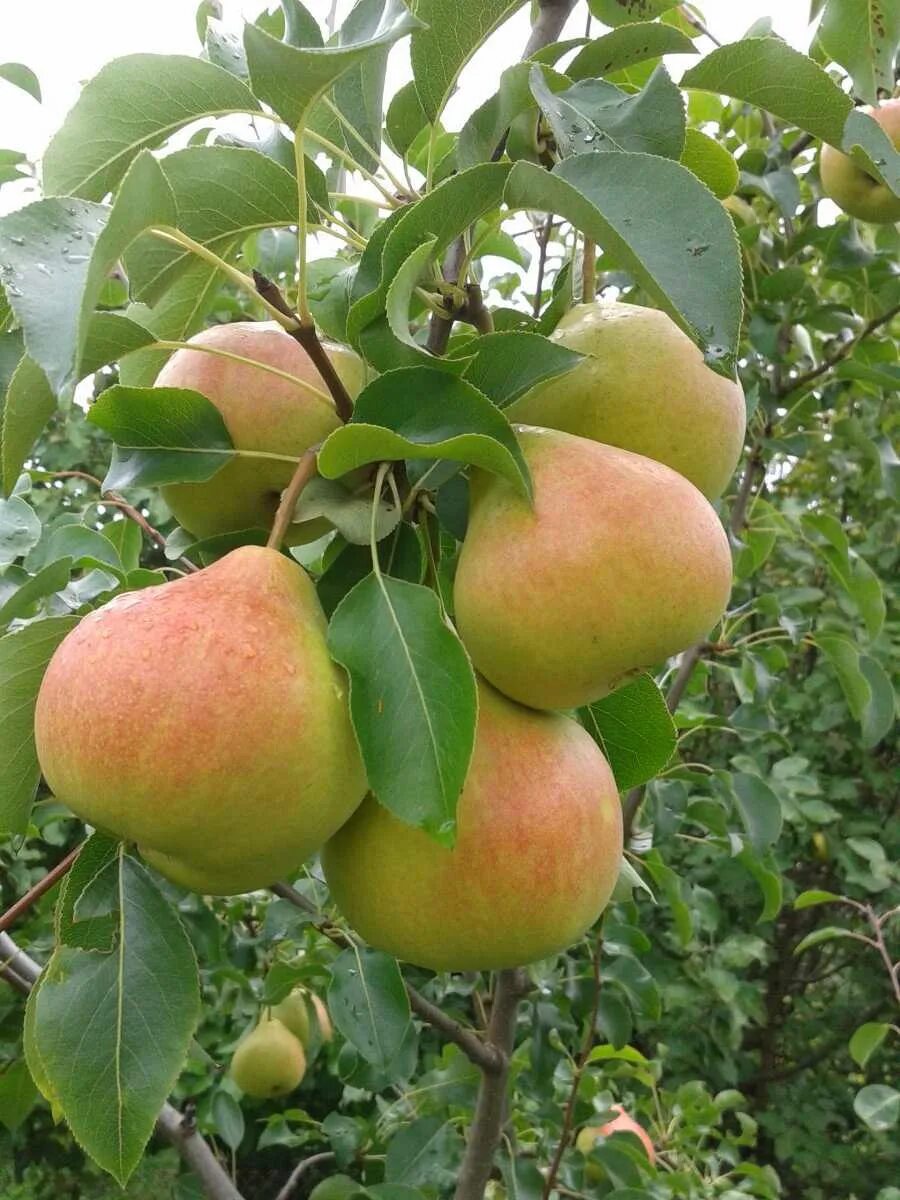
[
  {"left": 252, "top": 270, "right": 354, "bottom": 422},
  {"left": 522, "top": 0, "right": 578, "bottom": 57},
  {"left": 270, "top": 882, "right": 501, "bottom": 1073},
  {"left": 0, "top": 845, "right": 81, "bottom": 934},
  {"left": 265, "top": 449, "right": 319, "bottom": 552},
  {"left": 426, "top": 240, "right": 467, "bottom": 356},
  {"left": 776, "top": 303, "right": 900, "bottom": 400},
  {"left": 542, "top": 933, "right": 602, "bottom": 1199},
  {"left": 0, "top": 932, "right": 246, "bottom": 1200},
  {"left": 274, "top": 1151, "right": 337, "bottom": 1200},
  {"left": 867, "top": 904, "right": 900, "bottom": 1008},
  {"left": 453, "top": 969, "right": 530, "bottom": 1200},
  {"left": 730, "top": 444, "right": 764, "bottom": 536},
  {"left": 533, "top": 215, "right": 554, "bottom": 318}
]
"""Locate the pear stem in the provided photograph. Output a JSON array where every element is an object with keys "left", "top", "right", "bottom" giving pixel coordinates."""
[{"left": 266, "top": 449, "right": 319, "bottom": 552}]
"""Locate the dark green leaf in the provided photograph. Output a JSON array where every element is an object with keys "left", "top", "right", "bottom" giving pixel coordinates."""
[
  {"left": 567, "top": 22, "right": 695, "bottom": 80},
  {"left": 0, "top": 557, "right": 72, "bottom": 626},
  {"left": 327, "top": 946, "right": 412, "bottom": 1070},
  {"left": 737, "top": 848, "right": 783, "bottom": 923},
  {"left": 818, "top": 0, "right": 900, "bottom": 104},
  {"left": 589, "top": 0, "right": 678, "bottom": 24},
  {"left": 457, "top": 331, "right": 583, "bottom": 407},
  {"left": 0, "top": 1061, "right": 38, "bottom": 1132},
  {"left": 731, "top": 772, "right": 783, "bottom": 852},
  {"left": 579, "top": 674, "right": 677, "bottom": 791},
  {"left": 385, "top": 1116, "right": 462, "bottom": 1185}
]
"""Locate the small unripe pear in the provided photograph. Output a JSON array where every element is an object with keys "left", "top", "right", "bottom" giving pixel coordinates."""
[
  {"left": 229, "top": 1017, "right": 306, "bottom": 1098},
  {"left": 271, "top": 989, "right": 311, "bottom": 1045}
]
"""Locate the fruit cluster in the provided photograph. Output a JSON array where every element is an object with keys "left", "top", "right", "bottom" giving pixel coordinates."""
[
  {"left": 229, "top": 987, "right": 332, "bottom": 1099},
  {"left": 34, "top": 299, "right": 741, "bottom": 974}
]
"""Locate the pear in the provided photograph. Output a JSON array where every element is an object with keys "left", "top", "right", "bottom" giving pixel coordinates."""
[
  {"left": 271, "top": 989, "right": 311, "bottom": 1045},
  {"left": 576, "top": 1105, "right": 656, "bottom": 1172},
  {"left": 35, "top": 546, "right": 367, "bottom": 894},
  {"left": 507, "top": 300, "right": 746, "bottom": 500},
  {"left": 820, "top": 99, "right": 900, "bottom": 224},
  {"left": 453, "top": 429, "right": 732, "bottom": 711},
  {"left": 322, "top": 681, "right": 622, "bottom": 972},
  {"left": 229, "top": 1016, "right": 306, "bottom": 1098},
  {"left": 309, "top": 993, "right": 333, "bottom": 1043},
  {"left": 156, "top": 321, "right": 367, "bottom": 542}
]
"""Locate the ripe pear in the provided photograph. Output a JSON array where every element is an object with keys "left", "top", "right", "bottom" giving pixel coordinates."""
[
  {"left": 453, "top": 429, "right": 732, "bottom": 711},
  {"left": 322, "top": 681, "right": 622, "bottom": 972},
  {"left": 156, "top": 321, "right": 366, "bottom": 542},
  {"left": 820, "top": 99, "right": 900, "bottom": 224},
  {"left": 271, "top": 989, "right": 311, "bottom": 1045},
  {"left": 309, "top": 993, "right": 333, "bottom": 1043},
  {"left": 507, "top": 301, "right": 746, "bottom": 499},
  {"left": 576, "top": 1105, "right": 655, "bottom": 1164},
  {"left": 35, "top": 546, "right": 367, "bottom": 894},
  {"left": 230, "top": 1016, "right": 306, "bottom": 1098}
]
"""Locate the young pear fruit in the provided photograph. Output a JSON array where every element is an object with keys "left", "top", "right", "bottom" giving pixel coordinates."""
[
  {"left": 576, "top": 1105, "right": 655, "bottom": 1164},
  {"left": 507, "top": 300, "right": 746, "bottom": 500},
  {"left": 271, "top": 989, "right": 311, "bottom": 1045},
  {"left": 35, "top": 546, "right": 367, "bottom": 894},
  {"left": 820, "top": 100, "right": 900, "bottom": 224},
  {"left": 156, "top": 321, "right": 367, "bottom": 542},
  {"left": 229, "top": 1016, "right": 306, "bottom": 1098},
  {"left": 309, "top": 993, "right": 334, "bottom": 1043},
  {"left": 322, "top": 681, "right": 622, "bottom": 972},
  {"left": 453, "top": 429, "right": 732, "bottom": 711}
]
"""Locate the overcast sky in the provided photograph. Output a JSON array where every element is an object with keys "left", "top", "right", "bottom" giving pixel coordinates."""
[{"left": 1, "top": 0, "right": 812, "bottom": 211}]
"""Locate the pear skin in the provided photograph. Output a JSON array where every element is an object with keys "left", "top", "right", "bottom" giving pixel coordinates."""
[
  {"left": 271, "top": 989, "right": 311, "bottom": 1045},
  {"left": 820, "top": 100, "right": 900, "bottom": 224},
  {"left": 508, "top": 300, "right": 746, "bottom": 500},
  {"left": 230, "top": 1017, "right": 306, "bottom": 1098},
  {"left": 453, "top": 429, "right": 732, "bottom": 711},
  {"left": 35, "top": 546, "right": 367, "bottom": 894},
  {"left": 157, "top": 321, "right": 367, "bottom": 543},
  {"left": 322, "top": 681, "right": 622, "bottom": 971}
]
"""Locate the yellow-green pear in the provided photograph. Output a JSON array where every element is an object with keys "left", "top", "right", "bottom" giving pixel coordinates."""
[
  {"left": 322, "top": 681, "right": 622, "bottom": 972},
  {"left": 820, "top": 100, "right": 900, "bottom": 224},
  {"left": 507, "top": 300, "right": 746, "bottom": 499},
  {"left": 230, "top": 1016, "right": 306, "bottom": 1098},
  {"left": 453, "top": 429, "right": 732, "bottom": 711},
  {"left": 309, "top": 993, "right": 334, "bottom": 1043},
  {"left": 34, "top": 546, "right": 367, "bottom": 894},
  {"left": 271, "top": 989, "right": 311, "bottom": 1045},
  {"left": 156, "top": 321, "right": 366, "bottom": 542}
]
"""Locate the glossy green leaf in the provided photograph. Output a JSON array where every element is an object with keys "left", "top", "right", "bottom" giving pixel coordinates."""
[
  {"left": 849, "top": 1022, "right": 890, "bottom": 1069},
  {"left": 385, "top": 1116, "right": 462, "bottom": 1185},
  {"left": 579, "top": 674, "right": 677, "bottom": 791},
  {"left": 27, "top": 848, "right": 200, "bottom": 1185},
  {"left": 457, "top": 62, "right": 569, "bottom": 170},
  {"left": 818, "top": 0, "right": 900, "bottom": 104},
  {"left": 794, "top": 889, "right": 842, "bottom": 909},
  {"left": 0, "top": 557, "right": 72, "bottom": 626},
  {"left": 292, "top": 475, "right": 402, "bottom": 545},
  {"left": 43, "top": 55, "right": 261, "bottom": 199},
  {"left": 55, "top": 832, "right": 120, "bottom": 952},
  {"left": 327, "top": 572, "right": 477, "bottom": 843},
  {"left": 737, "top": 848, "right": 783, "bottom": 923},
  {"left": 457, "top": 331, "right": 583, "bottom": 407},
  {"left": 0, "top": 1060, "right": 38, "bottom": 1132},
  {"left": 568, "top": 21, "right": 695, "bottom": 80},
  {"left": 318, "top": 368, "right": 531, "bottom": 499},
  {"left": 731, "top": 772, "right": 783, "bottom": 852},
  {"left": 386, "top": 80, "right": 430, "bottom": 157},
  {"left": 1, "top": 357, "right": 55, "bottom": 496},
  {"left": 327, "top": 946, "right": 412, "bottom": 1069},
  {"left": 504, "top": 154, "right": 742, "bottom": 375},
  {"left": 87, "top": 385, "right": 236, "bottom": 491},
  {"left": 793, "top": 925, "right": 862, "bottom": 955},
  {"left": 680, "top": 127, "right": 739, "bottom": 198}
]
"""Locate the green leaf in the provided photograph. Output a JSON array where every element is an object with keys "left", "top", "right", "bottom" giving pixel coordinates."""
[
  {"left": 0, "top": 1060, "right": 38, "bottom": 1132},
  {"left": 589, "top": 0, "right": 678, "bottom": 24},
  {"left": 793, "top": 925, "right": 862, "bottom": 955},
  {"left": 411, "top": 0, "right": 528, "bottom": 122},
  {"left": 457, "top": 62, "right": 569, "bottom": 170},
  {"left": 124, "top": 146, "right": 320, "bottom": 304},
  {"left": 680, "top": 128, "right": 739, "bottom": 198},
  {"left": 0, "top": 557, "right": 72, "bottom": 626},
  {"left": 0, "top": 63, "right": 41, "bottom": 102},
  {"left": 318, "top": 368, "right": 532, "bottom": 499},
  {"left": 842, "top": 108, "right": 900, "bottom": 198},
  {"left": 87, "top": 385, "right": 236, "bottom": 491},
  {"left": 817, "top": 634, "right": 895, "bottom": 748},
  {"left": 854, "top": 1084, "right": 899, "bottom": 1131},
  {"left": 386, "top": 80, "right": 430, "bottom": 157},
  {"left": 382, "top": 237, "right": 446, "bottom": 367},
  {"left": 385, "top": 1116, "right": 461, "bottom": 1185},
  {"left": 568, "top": 21, "right": 695, "bottom": 80},
  {"left": 83, "top": 313, "right": 156, "bottom": 378},
  {"left": 327, "top": 946, "right": 412, "bottom": 1070},
  {"left": 818, "top": 0, "right": 900, "bottom": 104},
  {"left": 327, "top": 573, "right": 477, "bottom": 843},
  {"left": 597, "top": 991, "right": 632, "bottom": 1049},
  {"left": 0, "top": 151, "right": 176, "bottom": 396},
  {"left": 531, "top": 65, "right": 686, "bottom": 160},
  {"left": 329, "top": 0, "right": 400, "bottom": 173},
  {"left": 794, "top": 889, "right": 842, "bottom": 909},
  {"left": 458, "top": 331, "right": 583, "bottom": 407},
  {"left": 1, "top": 357, "right": 55, "bottom": 495},
  {"left": 604, "top": 955, "right": 661, "bottom": 1020},
  {"left": 56, "top": 832, "right": 120, "bottom": 952},
  {"left": 211, "top": 1091, "right": 245, "bottom": 1153},
  {"left": 244, "top": 2, "right": 421, "bottom": 130},
  {"left": 0, "top": 495, "right": 40, "bottom": 565},
  {"left": 736, "top": 848, "right": 783, "bottom": 922},
  {"left": 27, "top": 848, "right": 200, "bottom": 1185},
  {"left": 681, "top": 38, "right": 852, "bottom": 146},
  {"left": 0, "top": 616, "right": 79, "bottom": 833},
  {"left": 504, "top": 155, "right": 741, "bottom": 375},
  {"left": 731, "top": 772, "right": 783, "bottom": 852},
  {"left": 858, "top": 655, "right": 895, "bottom": 749},
  {"left": 42, "top": 54, "right": 261, "bottom": 199},
  {"left": 293, "top": 476, "right": 402, "bottom": 545},
  {"left": 579, "top": 674, "right": 676, "bottom": 791},
  {"left": 849, "top": 1022, "right": 890, "bottom": 1069},
  {"left": 642, "top": 850, "right": 693, "bottom": 946}
]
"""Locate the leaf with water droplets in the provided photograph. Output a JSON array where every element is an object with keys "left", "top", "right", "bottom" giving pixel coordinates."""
[{"left": 327, "top": 946, "right": 411, "bottom": 1070}]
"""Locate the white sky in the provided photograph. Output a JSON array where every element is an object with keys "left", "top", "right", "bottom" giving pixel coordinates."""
[{"left": 1, "top": 0, "right": 812, "bottom": 212}]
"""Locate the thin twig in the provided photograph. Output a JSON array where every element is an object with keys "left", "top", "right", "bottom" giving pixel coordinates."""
[
  {"left": 0, "top": 846, "right": 81, "bottom": 934},
  {"left": 265, "top": 449, "right": 319, "bottom": 552},
  {"left": 453, "top": 970, "right": 530, "bottom": 1200},
  {"left": 274, "top": 1151, "right": 337, "bottom": 1200},
  {"left": 542, "top": 933, "right": 603, "bottom": 1199},
  {"left": 867, "top": 905, "right": 900, "bottom": 1008},
  {"left": 522, "top": 0, "right": 578, "bottom": 57},
  {"left": 533, "top": 215, "right": 554, "bottom": 318},
  {"left": 776, "top": 304, "right": 900, "bottom": 399}
]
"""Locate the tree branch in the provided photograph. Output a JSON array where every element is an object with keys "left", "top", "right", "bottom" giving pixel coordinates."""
[
  {"left": 270, "top": 882, "right": 502, "bottom": 1073},
  {"left": 522, "top": 0, "right": 578, "bottom": 57},
  {"left": 274, "top": 1151, "right": 336, "bottom": 1200},
  {"left": 0, "top": 846, "right": 81, "bottom": 934},
  {"left": 265, "top": 449, "right": 319, "bottom": 552},
  {"left": 776, "top": 303, "right": 900, "bottom": 400},
  {"left": 0, "top": 933, "right": 246, "bottom": 1200},
  {"left": 453, "top": 969, "right": 529, "bottom": 1200}
]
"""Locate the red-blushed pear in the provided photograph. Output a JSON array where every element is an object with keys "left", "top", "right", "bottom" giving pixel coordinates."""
[
  {"left": 309, "top": 993, "right": 334, "bottom": 1043},
  {"left": 819, "top": 100, "right": 900, "bottom": 224},
  {"left": 454, "top": 429, "right": 732, "bottom": 711},
  {"left": 229, "top": 1016, "right": 306, "bottom": 1098},
  {"left": 156, "top": 321, "right": 367, "bottom": 543},
  {"left": 34, "top": 546, "right": 367, "bottom": 895},
  {"left": 576, "top": 1105, "right": 656, "bottom": 1163},
  {"left": 322, "top": 681, "right": 622, "bottom": 972},
  {"left": 507, "top": 300, "right": 746, "bottom": 500}
]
